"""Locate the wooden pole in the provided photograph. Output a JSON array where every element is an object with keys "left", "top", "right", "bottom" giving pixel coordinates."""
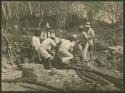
[
  {"left": 2, "top": 2, "right": 7, "bottom": 20},
  {"left": 2, "top": 31, "right": 21, "bottom": 65},
  {"left": 7, "top": 47, "right": 14, "bottom": 65}
]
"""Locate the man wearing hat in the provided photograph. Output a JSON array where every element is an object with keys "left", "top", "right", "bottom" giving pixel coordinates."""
[
  {"left": 78, "top": 25, "right": 88, "bottom": 61},
  {"left": 84, "top": 22, "right": 95, "bottom": 60},
  {"left": 79, "top": 25, "right": 88, "bottom": 47}
]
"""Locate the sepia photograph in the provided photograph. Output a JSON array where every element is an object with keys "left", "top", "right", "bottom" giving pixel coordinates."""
[{"left": 1, "top": 1, "right": 123, "bottom": 91}]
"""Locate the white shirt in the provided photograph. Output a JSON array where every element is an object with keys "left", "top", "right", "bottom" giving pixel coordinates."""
[
  {"left": 32, "top": 36, "right": 40, "bottom": 47},
  {"left": 87, "top": 28, "right": 95, "bottom": 39},
  {"left": 59, "top": 39, "right": 74, "bottom": 51},
  {"left": 82, "top": 31, "right": 88, "bottom": 39},
  {"left": 39, "top": 38, "right": 56, "bottom": 51},
  {"left": 54, "top": 37, "right": 61, "bottom": 44},
  {"left": 32, "top": 36, "right": 40, "bottom": 50}
]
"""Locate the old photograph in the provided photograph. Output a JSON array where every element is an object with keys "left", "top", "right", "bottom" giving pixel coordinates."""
[{"left": 1, "top": 1, "right": 123, "bottom": 91}]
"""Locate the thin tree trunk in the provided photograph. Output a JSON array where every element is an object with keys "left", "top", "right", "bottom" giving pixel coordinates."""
[
  {"left": 2, "top": 3, "right": 7, "bottom": 19},
  {"left": 16, "top": 2, "right": 20, "bottom": 26},
  {"left": 58, "top": 10, "right": 61, "bottom": 28},
  {"left": 15, "top": 2, "right": 18, "bottom": 18},
  {"left": 7, "top": 2, "right": 11, "bottom": 30},
  {"left": 63, "top": 2, "right": 67, "bottom": 29},
  {"left": 61, "top": 13, "right": 64, "bottom": 29},
  {"left": 23, "top": 3, "right": 28, "bottom": 27},
  {"left": 67, "top": 14, "right": 72, "bottom": 27},
  {"left": 7, "top": 2, "right": 11, "bottom": 17},
  {"left": 29, "top": 1, "right": 32, "bottom": 15},
  {"left": 38, "top": 10, "right": 44, "bottom": 28},
  {"left": 87, "top": 2, "right": 93, "bottom": 23},
  {"left": 60, "top": 12, "right": 63, "bottom": 29},
  {"left": 66, "top": 3, "right": 72, "bottom": 27},
  {"left": 57, "top": 9, "right": 61, "bottom": 29},
  {"left": 56, "top": 14, "right": 59, "bottom": 28},
  {"left": 64, "top": 10, "right": 67, "bottom": 29},
  {"left": 38, "top": 4, "right": 44, "bottom": 28}
]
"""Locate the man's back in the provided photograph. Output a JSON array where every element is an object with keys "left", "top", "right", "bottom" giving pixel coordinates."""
[
  {"left": 58, "top": 39, "right": 74, "bottom": 51},
  {"left": 40, "top": 38, "right": 56, "bottom": 51},
  {"left": 87, "top": 28, "right": 95, "bottom": 39}
]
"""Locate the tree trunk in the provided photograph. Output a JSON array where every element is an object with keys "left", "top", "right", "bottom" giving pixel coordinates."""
[
  {"left": 7, "top": 2, "right": 11, "bottom": 17},
  {"left": 63, "top": 8, "right": 67, "bottom": 29},
  {"left": 57, "top": 9, "right": 61, "bottom": 29},
  {"left": 7, "top": 2, "right": 12, "bottom": 30},
  {"left": 29, "top": 1, "right": 32, "bottom": 15},
  {"left": 2, "top": 3, "right": 7, "bottom": 20},
  {"left": 16, "top": 2, "right": 20, "bottom": 26},
  {"left": 87, "top": 2, "right": 94, "bottom": 24},
  {"left": 38, "top": 4, "right": 44, "bottom": 28}
]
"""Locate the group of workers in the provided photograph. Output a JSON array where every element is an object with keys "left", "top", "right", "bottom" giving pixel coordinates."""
[{"left": 32, "top": 22, "right": 95, "bottom": 69}]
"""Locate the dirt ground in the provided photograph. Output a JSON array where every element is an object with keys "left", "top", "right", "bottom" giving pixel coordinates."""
[
  {"left": 2, "top": 58, "right": 122, "bottom": 91},
  {"left": 2, "top": 82, "right": 54, "bottom": 91}
]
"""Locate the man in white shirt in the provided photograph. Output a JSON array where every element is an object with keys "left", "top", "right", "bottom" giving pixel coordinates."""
[
  {"left": 37, "top": 33, "right": 56, "bottom": 69},
  {"left": 31, "top": 34, "right": 41, "bottom": 62},
  {"left": 78, "top": 25, "right": 88, "bottom": 61},
  {"left": 32, "top": 36, "right": 40, "bottom": 50},
  {"left": 84, "top": 22, "right": 95, "bottom": 60},
  {"left": 57, "top": 35, "right": 77, "bottom": 65}
]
